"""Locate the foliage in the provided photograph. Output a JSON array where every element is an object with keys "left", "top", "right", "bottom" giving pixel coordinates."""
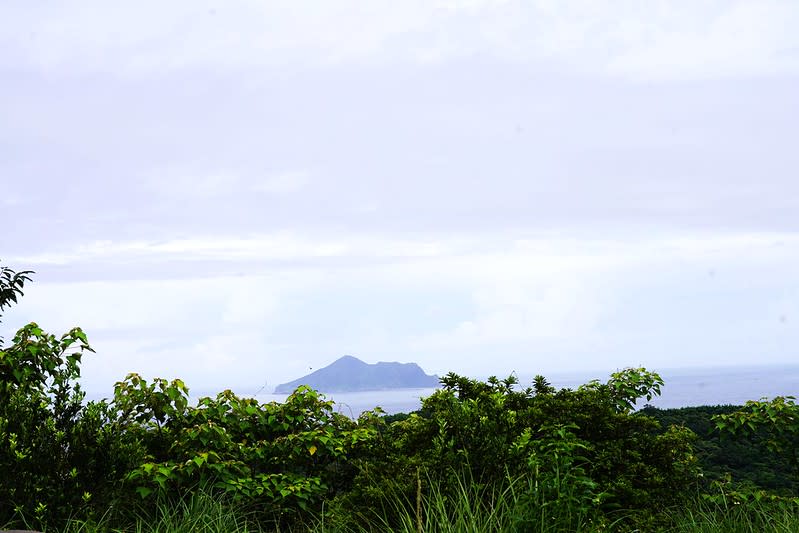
[
  {"left": 0, "top": 323, "right": 139, "bottom": 529},
  {"left": 713, "top": 396, "right": 799, "bottom": 481},
  {"left": 334, "top": 368, "right": 699, "bottom": 530},
  {"left": 115, "top": 376, "right": 379, "bottom": 527},
  {"left": 0, "top": 324, "right": 380, "bottom": 530},
  {"left": 642, "top": 404, "right": 798, "bottom": 493},
  {"left": 0, "top": 261, "right": 33, "bottom": 343},
  {"left": 581, "top": 367, "right": 664, "bottom": 413}
]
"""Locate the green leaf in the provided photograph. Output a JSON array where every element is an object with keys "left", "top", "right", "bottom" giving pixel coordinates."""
[{"left": 135, "top": 486, "right": 153, "bottom": 498}]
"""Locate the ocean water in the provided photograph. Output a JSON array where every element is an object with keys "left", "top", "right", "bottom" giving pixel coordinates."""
[
  {"left": 86, "top": 365, "right": 797, "bottom": 417},
  {"left": 642, "top": 364, "right": 799, "bottom": 408},
  {"left": 244, "top": 364, "right": 799, "bottom": 418}
]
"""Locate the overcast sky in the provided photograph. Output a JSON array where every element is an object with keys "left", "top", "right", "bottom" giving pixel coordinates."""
[{"left": 1, "top": 1, "right": 798, "bottom": 395}]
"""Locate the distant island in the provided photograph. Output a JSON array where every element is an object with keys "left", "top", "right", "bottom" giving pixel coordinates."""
[{"left": 274, "top": 355, "right": 440, "bottom": 393}]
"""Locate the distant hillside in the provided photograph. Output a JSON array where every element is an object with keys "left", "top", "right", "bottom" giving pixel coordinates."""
[{"left": 274, "top": 355, "right": 440, "bottom": 393}]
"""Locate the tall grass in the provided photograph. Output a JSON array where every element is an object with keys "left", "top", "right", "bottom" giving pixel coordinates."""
[
  {"left": 55, "top": 490, "right": 266, "bottom": 533},
  {"left": 667, "top": 498, "right": 799, "bottom": 533},
  {"left": 10, "top": 480, "right": 799, "bottom": 532},
  {"left": 337, "top": 470, "right": 614, "bottom": 533}
]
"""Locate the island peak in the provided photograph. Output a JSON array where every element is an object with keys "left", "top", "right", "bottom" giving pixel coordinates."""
[{"left": 274, "top": 356, "right": 439, "bottom": 393}]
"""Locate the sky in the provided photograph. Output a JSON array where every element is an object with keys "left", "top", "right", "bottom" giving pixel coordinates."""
[{"left": 1, "top": 0, "right": 798, "bottom": 396}]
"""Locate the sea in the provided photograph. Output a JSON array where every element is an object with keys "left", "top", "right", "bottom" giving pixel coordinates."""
[{"left": 232, "top": 364, "right": 799, "bottom": 418}]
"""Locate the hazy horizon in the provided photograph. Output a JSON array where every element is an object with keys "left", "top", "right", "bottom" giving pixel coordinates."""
[{"left": 2, "top": 1, "right": 798, "bottom": 395}]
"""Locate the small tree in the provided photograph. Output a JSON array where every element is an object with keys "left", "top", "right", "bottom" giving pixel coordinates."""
[{"left": 0, "top": 264, "right": 137, "bottom": 529}]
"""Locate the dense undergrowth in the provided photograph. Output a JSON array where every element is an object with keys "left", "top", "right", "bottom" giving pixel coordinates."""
[{"left": 2, "top": 264, "right": 798, "bottom": 532}]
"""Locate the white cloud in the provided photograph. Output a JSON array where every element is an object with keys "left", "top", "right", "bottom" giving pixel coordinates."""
[
  {"left": 411, "top": 278, "right": 601, "bottom": 349},
  {"left": 4, "top": 229, "right": 799, "bottom": 393},
  {"left": 252, "top": 171, "right": 310, "bottom": 194},
  {"left": 9, "top": 276, "right": 279, "bottom": 333},
  {"left": 79, "top": 333, "right": 263, "bottom": 395},
  {"left": 144, "top": 168, "right": 239, "bottom": 198},
  {"left": 1, "top": 0, "right": 797, "bottom": 401},
  {"left": 0, "top": 192, "right": 24, "bottom": 206},
  {"left": 606, "top": 1, "right": 799, "bottom": 80},
  {"left": 2, "top": 1, "right": 796, "bottom": 80},
  {"left": 7, "top": 233, "right": 461, "bottom": 268}
]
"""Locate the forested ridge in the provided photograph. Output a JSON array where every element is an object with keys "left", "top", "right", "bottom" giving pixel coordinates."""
[{"left": 642, "top": 405, "right": 799, "bottom": 494}]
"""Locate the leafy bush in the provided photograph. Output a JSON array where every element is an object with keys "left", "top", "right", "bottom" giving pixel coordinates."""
[
  {"left": 334, "top": 369, "right": 700, "bottom": 530},
  {"left": 0, "top": 323, "right": 142, "bottom": 529},
  {"left": 112, "top": 375, "right": 380, "bottom": 527}
]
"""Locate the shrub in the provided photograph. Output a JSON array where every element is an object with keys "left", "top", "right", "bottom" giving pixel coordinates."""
[{"left": 337, "top": 369, "right": 700, "bottom": 529}]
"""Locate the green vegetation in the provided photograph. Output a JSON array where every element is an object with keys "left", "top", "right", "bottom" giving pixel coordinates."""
[
  {"left": 642, "top": 404, "right": 798, "bottom": 493},
  {"left": 1, "top": 263, "right": 798, "bottom": 531}
]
